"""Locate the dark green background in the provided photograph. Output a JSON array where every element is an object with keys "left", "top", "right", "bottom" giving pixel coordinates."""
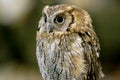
[{"left": 0, "top": 0, "right": 120, "bottom": 79}]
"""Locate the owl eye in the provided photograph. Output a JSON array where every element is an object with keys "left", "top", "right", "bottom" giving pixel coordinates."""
[
  {"left": 54, "top": 15, "right": 64, "bottom": 24},
  {"left": 44, "top": 14, "right": 47, "bottom": 22}
]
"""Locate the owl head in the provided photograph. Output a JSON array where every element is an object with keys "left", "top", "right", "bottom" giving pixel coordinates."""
[{"left": 38, "top": 4, "right": 92, "bottom": 34}]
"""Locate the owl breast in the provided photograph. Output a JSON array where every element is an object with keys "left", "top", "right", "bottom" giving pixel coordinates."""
[{"left": 36, "top": 32, "right": 87, "bottom": 80}]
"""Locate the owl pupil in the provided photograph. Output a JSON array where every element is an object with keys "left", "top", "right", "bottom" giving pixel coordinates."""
[
  {"left": 44, "top": 14, "right": 47, "bottom": 22},
  {"left": 55, "top": 16, "right": 64, "bottom": 24},
  {"left": 45, "top": 16, "right": 47, "bottom": 22}
]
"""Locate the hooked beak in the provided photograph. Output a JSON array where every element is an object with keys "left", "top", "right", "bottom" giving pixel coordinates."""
[{"left": 46, "top": 23, "right": 54, "bottom": 33}]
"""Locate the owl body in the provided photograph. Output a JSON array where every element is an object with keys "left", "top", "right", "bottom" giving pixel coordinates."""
[
  {"left": 37, "top": 32, "right": 86, "bottom": 80},
  {"left": 36, "top": 4, "right": 104, "bottom": 80}
]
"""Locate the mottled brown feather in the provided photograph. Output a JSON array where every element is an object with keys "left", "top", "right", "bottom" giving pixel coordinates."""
[{"left": 36, "top": 4, "right": 104, "bottom": 80}]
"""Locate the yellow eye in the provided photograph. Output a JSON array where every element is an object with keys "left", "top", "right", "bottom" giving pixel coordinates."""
[{"left": 54, "top": 15, "right": 64, "bottom": 24}]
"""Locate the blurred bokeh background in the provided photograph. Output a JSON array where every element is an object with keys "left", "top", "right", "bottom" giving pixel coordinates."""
[{"left": 0, "top": 0, "right": 120, "bottom": 80}]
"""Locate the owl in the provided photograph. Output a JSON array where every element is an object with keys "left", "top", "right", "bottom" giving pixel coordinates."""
[{"left": 36, "top": 4, "right": 104, "bottom": 80}]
